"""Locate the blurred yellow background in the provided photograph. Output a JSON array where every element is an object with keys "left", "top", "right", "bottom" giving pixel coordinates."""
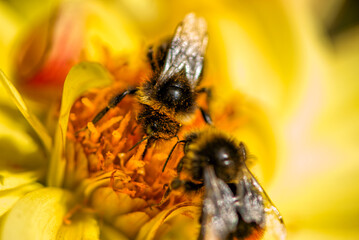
[{"left": 0, "top": 0, "right": 359, "bottom": 239}]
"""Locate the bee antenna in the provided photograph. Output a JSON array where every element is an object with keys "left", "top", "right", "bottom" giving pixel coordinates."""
[
  {"left": 141, "top": 135, "right": 154, "bottom": 159},
  {"left": 162, "top": 138, "right": 186, "bottom": 172},
  {"left": 129, "top": 136, "right": 150, "bottom": 151}
]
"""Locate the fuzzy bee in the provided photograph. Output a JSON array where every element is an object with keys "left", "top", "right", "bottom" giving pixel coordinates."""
[
  {"left": 90, "top": 13, "right": 211, "bottom": 156},
  {"left": 167, "top": 129, "right": 286, "bottom": 240}
]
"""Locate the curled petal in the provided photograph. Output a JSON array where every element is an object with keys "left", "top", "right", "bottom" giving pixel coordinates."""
[
  {"left": 91, "top": 187, "right": 147, "bottom": 221},
  {"left": 136, "top": 203, "right": 200, "bottom": 240},
  {"left": 100, "top": 223, "right": 129, "bottom": 240},
  {"left": 14, "top": 1, "right": 83, "bottom": 89},
  {"left": 56, "top": 212, "right": 100, "bottom": 240},
  {"left": 0, "top": 70, "right": 52, "bottom": 152},
  {"left": 113, "top": 212, "right": 150, "bottom": 239},
  {"left": 0, "top": 169, "right": 42, "bottom": 191},
  {"left": 0, "top": 188, "right": 74, "bottom": 240},
  {"left": 0, "top": 2, "right": 21, "bottom": 74},
  {"left": 48, "top": 62, "right": 113, "bottom": 187},
  {"left": 0, "top": 183, "right": 42, "bottom": 217},
  {"left": 15, "top": 0, "right": 142, "bottom": 93},
  {"left": 0, "top": 111, "right": 45, "bottom": 168}
]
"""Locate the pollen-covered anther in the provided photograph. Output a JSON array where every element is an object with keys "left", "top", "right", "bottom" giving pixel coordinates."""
[{"left": 87, "top": 122, "right": 100, "bottom": 142}]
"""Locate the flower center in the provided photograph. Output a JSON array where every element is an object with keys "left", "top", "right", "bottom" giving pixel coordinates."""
[{"left": 64, "top": 65, "right": 203, "bottom": 236}]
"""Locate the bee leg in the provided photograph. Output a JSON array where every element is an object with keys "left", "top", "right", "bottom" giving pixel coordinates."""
[
  {"left": 199, "top": 107, "right": 213, "bottom": 125},
  {"left": 151, "top": 177, "right": 181, "bottom": 208},
  {"left": 196, "top": 87, "right": 212, "bottom": 107},
  {"left": 196, "top": 87, "right": 213, "bottom": 125},
  {"left": 162, "top": 138, "right": 187, "bottom": 172},
  {"left": 91, "top": 88, "right": 137, "bottom": 125},
  {"left": 154, "top": 180, "right": 203, "bottom": 207},
  {"left": 183, "top": 180, "right": 203, "bottom": 192},
  {"left": 129, "top": 136, "right": 149, "bottom": 152},
  {"left": 158, "top": 184, "right": 172, "bottom": 206},
  {"left": 141, "top": 137, "right": 152, "bottom": 159},
  {"left": 170, "top": 178, "right": 203, "bottom": 193},
  {"left": 197, "top": 211, "right": 205, "bottom": 240},
  {"left": 176, "top": 157, "right": 184, "bottom": 174}
]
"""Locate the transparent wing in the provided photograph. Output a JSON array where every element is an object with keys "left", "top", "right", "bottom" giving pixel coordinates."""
[
  {"left": 201, "top": 166, "right": 238, "bottom": 240},
  {"left": 159, "top": 13, "right": 208, "bottom": 88},
  {"left": 235, "top": 168, "right": 265, "bottom": 225},
  {"left": 236, "top": 165, "right": 287, "bottom": 240}
]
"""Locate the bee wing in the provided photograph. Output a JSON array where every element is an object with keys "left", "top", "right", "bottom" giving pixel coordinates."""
[
  {"left": 236, "top": 165, "right": 287, "bottom": 240},
  {"left": 201, "top": 165, "right": 238, "bottom": 240},
  {"left": 159, "top": 13, "right": 208, "bottom": 88}
]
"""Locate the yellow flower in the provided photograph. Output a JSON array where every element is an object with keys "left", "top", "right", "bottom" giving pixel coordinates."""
[{"left": 1, "top": 0, "right": 359, "bottom": 239}]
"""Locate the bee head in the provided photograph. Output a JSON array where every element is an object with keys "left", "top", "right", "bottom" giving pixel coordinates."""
[
  {"left": 146, "top": 121, "right": 160, "bottom": 136},
  {"left": 138, "top": 105, "right": 181, "bottom": 140},
  {"left": 189, "top": 131, "right": 242, "bottom": 182}
]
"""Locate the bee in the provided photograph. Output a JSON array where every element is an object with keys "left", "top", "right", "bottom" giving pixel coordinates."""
[
  {"left": 166, "top": 129, "right": 286, "bottom": 240},
  {"left": 90, "top": 13, "right": 211, "bottom": 154}
]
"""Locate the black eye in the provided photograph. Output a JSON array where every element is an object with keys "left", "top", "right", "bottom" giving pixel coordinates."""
[
  {"left": 151, "top": 122, "right": 159, "bottom": 131},
  {"left": 147, "top": 122, "right": 159, "bottom": 134}
]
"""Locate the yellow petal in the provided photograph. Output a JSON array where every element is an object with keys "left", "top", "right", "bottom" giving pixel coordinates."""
[
  {"left": 83, "top": 0, "right": 142, "bottom": 62},
  {"left": 100, "top": 224, "right": 129, "bottom": 240},
  {"left": 266, "top": 2, "right": 359, "bottom": 238},
  {"left": 206, "top": 1, "right": 297, "bottom": 110},
  {"left": 91, "top": 187, "right": 147, "bottom": 221},
  {"left": 4, "top": 0, "right": 58, "bottom": 22},
  {"left": 56, "top": 213, "right": 99, "bottom": 240},
  {"left": 0, "top": 2, "right": 21, "bottom": 74},
  {"left": 77, "top": 171, "right": 130, "bottom": 199},
  {"left": 0, "top": 109, "right": 45, "bottom": 168},
  {"left": 290, "top": 228, "right": 359, "bottom": 240},
  {"left": 212, "top": 95, "right": 277, "bottom": 182},
  {"left": 0, "top": 169, "right": 42, "bottom": 191},
  {"left": 48, "top": 62, "right": 113, "bottom": 187},
  {"left": 113, "top": 212, "right": 150, "bottom": 239},
  {"left": 136, "top": 203, "right": 200, "bottom": 240},
  {"left": 0, "top": 183, "right": 42, "bottom": 217},
  {"left": 154, "top": 212, "right": 199, "bottom": 240},
  {"left": 0, "top": 187, "right": 73, "bottom": 240},
  {"left": 0, "top": 70, "right": 52, "bottom": 152}
]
